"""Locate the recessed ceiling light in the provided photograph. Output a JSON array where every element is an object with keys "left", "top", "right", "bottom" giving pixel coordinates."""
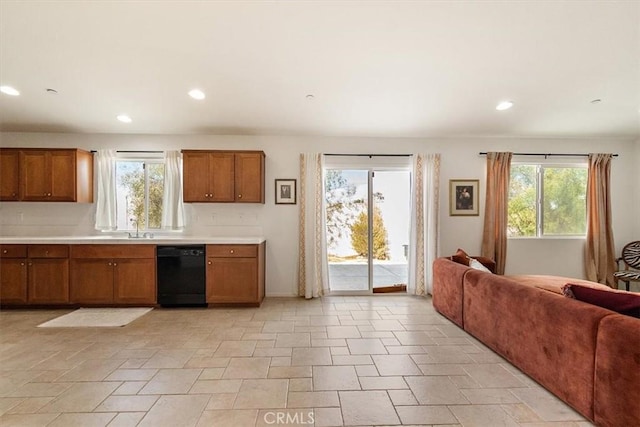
[
  {"left": 0, "top": 85, "right": 20, "bottom": 96},
  {"left": 306, "top": 94, "right": 315, "bottom": 100},
  {"left": 117, "top": 114, "right": 132, "bottom": 123},
  {"left": 188, "top": 89, "right": 205, "bottom": 100},
  {"left": 496, "top": 101, "right": 513, "bottom": 111}
]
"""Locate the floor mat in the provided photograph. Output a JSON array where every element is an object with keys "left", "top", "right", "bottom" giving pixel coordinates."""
[{"left": 37, "top": 307, "right": 153, "bottom": 328}]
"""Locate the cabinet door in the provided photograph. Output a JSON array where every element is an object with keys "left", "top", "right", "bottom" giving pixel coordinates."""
[
  {"left": 0, "top": 259, "right": 28, "bottom": 304},
  {"left": 28, "top": 259, "right": 69, "bottom": 304},
  {"left": 49, "top": 151, "right": 76, "bottom": 201},
  {"left": 206, "top": 257, "right": 257, "bottom": 303},
  {"left": 234, "top": 152, "right": 264, "bottom": 203},
  {"left": 113, "top": 258, "right": 156, "bottom": 304},
  {"left": 183, "top": 151, "right": 211, "bottom": 202},
  {"left": 70, "top": 259, "right": 114, "bottom": 303},
  {"left": 0, "top": 150, "right": 20, "bottom": 201},
  {"left": 21, "top": 151, "right": 50, "bottom": 200},
  {"left": 210, "top": 153, "right": 235, "bottom": 202}
]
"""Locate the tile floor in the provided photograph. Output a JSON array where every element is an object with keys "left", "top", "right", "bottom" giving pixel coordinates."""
[{"left": 0, "top": 295, "right": 594, "bottom": 426}]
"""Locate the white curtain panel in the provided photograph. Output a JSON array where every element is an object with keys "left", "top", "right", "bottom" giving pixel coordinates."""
[
  {"left": 161, "top": 150, "right": 186, "bottom": 230},
  {"left": 298, "top": 153, "right": 330, "bottom": 299},
  {"left": 408, "top": 153, "right": 441, "bottom": 296},
  {"left": 94, "top": 149, "right": 117, "bottom": 230}
]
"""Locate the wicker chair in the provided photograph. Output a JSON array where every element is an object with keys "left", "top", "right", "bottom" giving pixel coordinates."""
[{"left": 613, "top": 241, "right": 640, "bottom": 291}]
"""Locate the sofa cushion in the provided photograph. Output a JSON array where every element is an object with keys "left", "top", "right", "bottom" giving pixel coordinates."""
[
  {"left": 562, "top": 284, "right": 640, "bottom": 318},
  {"left": 507, "top": 275, "right": 613, "bottom": 295}
]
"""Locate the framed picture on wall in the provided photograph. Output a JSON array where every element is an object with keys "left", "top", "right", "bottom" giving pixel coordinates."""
[
  {"left": 449, "top": 179, "right": 479, "bottom": 216},
  {"left": 275, "top": 179, "right": 297, "bottom": 204}
]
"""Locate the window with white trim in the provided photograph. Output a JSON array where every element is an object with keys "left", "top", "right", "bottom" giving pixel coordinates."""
[
  {"left": 115, "top": 157, "right": 165, "bottom": 231},
  {"left": 508, "top": 164, "right": 587, "bottom": 237}
]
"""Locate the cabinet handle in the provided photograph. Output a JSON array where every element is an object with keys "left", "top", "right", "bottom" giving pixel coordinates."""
[
  {"left": 48, "top": 193, "right": 52, "bottom": 197},
  {"left": 113, "top": 262, "right": 117, "bottom": 266},
  {"left": 2, "top": 249, "right": 7, "bottom": 254},
  {"left": 208, "top": 261, "right": 212, "bottom": 265},
  {"left": 238, "top": 194, "right": 242, "bottom": 198},
  {"left": 20, "top": 262, "right": 25, "bottom": 266},
  {"left": 28, "top": 262, "right": 32, "bottom": 266},
  {"left": 230, "top": 250, "right": 234, "bottom": 254},
  {"left": 108, "top": 262, "right": 112, "bottom": 266}
]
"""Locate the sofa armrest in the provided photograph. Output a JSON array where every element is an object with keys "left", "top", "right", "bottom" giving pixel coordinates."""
[{"left": 594, "top": 314, "right": 640, "bottom": 427}]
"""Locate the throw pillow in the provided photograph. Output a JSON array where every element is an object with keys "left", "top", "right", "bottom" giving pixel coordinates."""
[
  {"left": 469, "top": 258, "right": 492, "bottom": 273},
  {"left": 451, "top": 248, "right": 471, "bottom": 266},
  {"left": 562, "top": 283, "right": 640, "bottom": 318}
]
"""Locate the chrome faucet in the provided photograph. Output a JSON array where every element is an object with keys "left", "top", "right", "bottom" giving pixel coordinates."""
[
  {"left": 128, "top": 219, "right": 140, "bottom": 238},
  {"left": 127, "top": 220, "right": 154, "bottom": 239}
]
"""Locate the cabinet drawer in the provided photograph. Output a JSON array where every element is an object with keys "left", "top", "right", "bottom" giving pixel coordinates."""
[
  {"left": 207, "top": 244, "right": 257, "bottom": 258},
  {"left": 28, "top": 245, "right": 69, "bottom": 258},
  {"left": 70, "top": 244, "right": 155, "bottom": 259},
  {"left": 0, "top": 245, "right": 27, "bottom": 258}
]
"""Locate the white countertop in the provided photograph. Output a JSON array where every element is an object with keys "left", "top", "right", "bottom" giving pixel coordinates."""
[{"left": 0, "top": 236, "right": 266, "bottom": 245}]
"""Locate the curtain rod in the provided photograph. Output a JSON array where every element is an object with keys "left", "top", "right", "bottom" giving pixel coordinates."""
[
  {"left": 90, "top": 150, "right": 164, "bottom": 153},
  {"left": 324, "top": 153, "right": 411, "bottom": 157},
  {"left": 478, "top": 152, "right": 618, "bottom": 158}
]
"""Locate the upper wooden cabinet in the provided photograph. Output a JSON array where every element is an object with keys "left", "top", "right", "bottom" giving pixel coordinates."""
[
  {"left": 0, "top": 148, "right": 93, "bottom": 202},
  {"left": 182, "top": 150, "right": 265, "bottom": 203},
  {"left": 21, "top": 149, "right": 93, "bottom": 202},
  {"left": 0, "top": 149, "right": 20, "bottom": 201}
]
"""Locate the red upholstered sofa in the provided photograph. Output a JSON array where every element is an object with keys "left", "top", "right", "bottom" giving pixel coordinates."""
[{"left": 432, "top": 257, "right": 640, "bottom": 427}]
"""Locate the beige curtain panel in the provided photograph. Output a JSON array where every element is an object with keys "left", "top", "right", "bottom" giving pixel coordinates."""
[
  {"left": 481, "top": 152, "right": 512, "bottom": 275},
  {"left": 298, "top": 153, "right": 330, "bottom": 298},
  {"left": 585, "top": 153, "right": 617, "bottom": 287}
]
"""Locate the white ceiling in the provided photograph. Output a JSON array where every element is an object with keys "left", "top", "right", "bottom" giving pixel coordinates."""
[{"left": 1, "top": 1, "right": 639, "bottom": 138}]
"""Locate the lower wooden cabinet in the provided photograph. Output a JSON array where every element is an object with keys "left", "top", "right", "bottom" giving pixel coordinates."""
[
  {"left": 0, "top": 244, "right": 69, "bottom": 305},
  {"left": 70, "top": 245, "right": 156, "bottom": 305},
  {"left": 0, "top": 257, "right": 28, "bottom": 304},
  {"left": 206, "top": 242, "right": 265, "bottom": 305},
  {"left": 1, "top": 241, "right": 266, "bottom": 307},
  {"left": 113, "top": 258, "right": 156, "bottom": 304},
  {"left": 69, "top": 258, "right": 114, "bottom": 304},
  {"left": 28, "top": 258, "right": 69, "bottom": 304}
]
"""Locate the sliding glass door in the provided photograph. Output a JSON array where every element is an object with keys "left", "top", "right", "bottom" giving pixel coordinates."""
[
  {"left": 325, "top": 163, "right": 410, "bottom": 293},
  {"left": 325, "top": 169, "right": 370, "bottom": 292},
  {"left": 371, "top": 170, "right": 410, "bottom": 291}
]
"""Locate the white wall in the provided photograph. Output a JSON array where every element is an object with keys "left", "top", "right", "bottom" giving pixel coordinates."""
[
  {"left": 1, "top": 132, "right": 638, "bottom": 295},
  {"left": 636, "top": 138, "right": 640, "bottom": 238}
]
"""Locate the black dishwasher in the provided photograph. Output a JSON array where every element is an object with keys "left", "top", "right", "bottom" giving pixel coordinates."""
[{"left": 157, "top": 245, "right": 206, "bottom": 307}]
